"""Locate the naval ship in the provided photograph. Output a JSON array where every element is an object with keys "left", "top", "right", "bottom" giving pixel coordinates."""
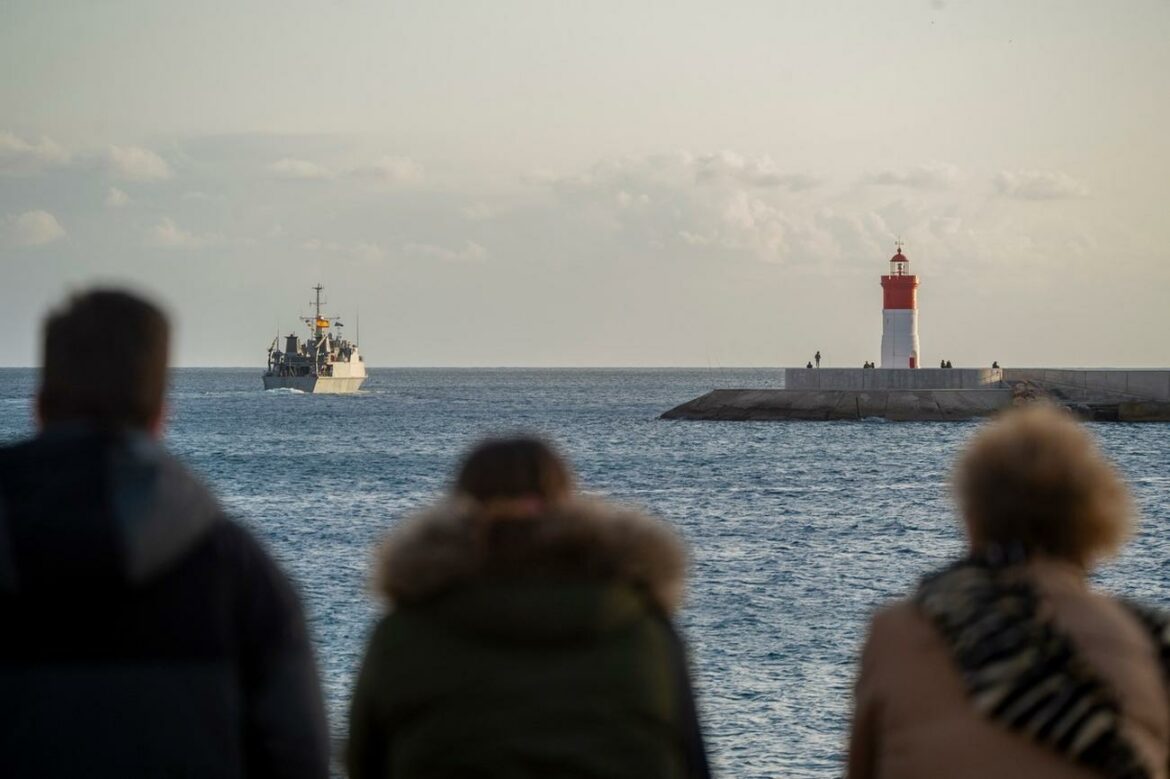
[{"left": 263, "top": 285, "right": 367, "bottom": 393}]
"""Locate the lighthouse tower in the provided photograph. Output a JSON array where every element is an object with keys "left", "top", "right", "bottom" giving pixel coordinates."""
[{"left": 880, "top": 241, "right": 920, "bottom": 368}]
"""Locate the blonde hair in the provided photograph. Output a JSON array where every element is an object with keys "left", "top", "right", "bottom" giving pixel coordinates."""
[{"left": 954, "top": 405, "right": 1134, "bottom": 567}]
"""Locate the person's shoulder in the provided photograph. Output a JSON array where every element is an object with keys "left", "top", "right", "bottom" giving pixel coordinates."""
[
  {"left": 1068, "top": 587, "right": 1164, "bottom": 651},
  {"left": 869, "top": 597, "right": 918, "bottom": 630},
  {"left": 0, "top": 435, "right": 33, "bottom": 462},
  {"left": 205, "top": 514, "right": 262, "bottom": 548},
  {"left": 196, "top": 513, "right": 260, "bottom": 556},
  {"left": 205, "top": 517, "right": 313, "bottom": 650},
  {"left": 196, "top": 516, "right": 292, "bottom": 589},
  {"left": 358, "top": 611, "right": 427, "bottom": 672},
  {"left": 863, "top": 598, "right": 939, "bottom": 655}
]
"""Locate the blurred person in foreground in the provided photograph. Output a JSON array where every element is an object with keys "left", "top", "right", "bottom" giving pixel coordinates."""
[
  {"left": 347, "top": 437, "right": 710, "bottom": 778},
  {"left": 848, "top": 405, "right": 1170, "bottom": 779},
  {"left": 0, "top": 290, "right": 329, "bottom": 778}
]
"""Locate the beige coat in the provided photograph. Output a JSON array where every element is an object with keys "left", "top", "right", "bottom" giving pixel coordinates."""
[{"left": 848, "top": 559, "right": 1170, "bottom": 779}]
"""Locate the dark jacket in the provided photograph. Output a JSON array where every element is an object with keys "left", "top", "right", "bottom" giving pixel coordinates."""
[
  {"left": 347, "top": 498, "right": 710, "bottom": 779},
  {"left": 0, "top": 427, "right": 329, "bottom": 778}
]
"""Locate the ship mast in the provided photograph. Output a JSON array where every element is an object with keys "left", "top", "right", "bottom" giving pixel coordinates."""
[{"left": 309, "top": 283, "right": 327, "bottom": 376}]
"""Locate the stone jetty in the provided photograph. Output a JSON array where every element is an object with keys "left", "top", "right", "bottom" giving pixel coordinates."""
[{"left": 661, "top": 368, "right": 1170, "bottom": 422}]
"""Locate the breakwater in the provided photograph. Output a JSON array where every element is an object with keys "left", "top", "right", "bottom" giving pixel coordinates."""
[{"left": 661, "top": 368, "right": 1170, "bottom": 422}]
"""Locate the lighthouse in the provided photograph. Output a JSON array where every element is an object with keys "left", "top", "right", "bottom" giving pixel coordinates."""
[{"left": 880, "top": 241, "right": 920, "bottom": 368}]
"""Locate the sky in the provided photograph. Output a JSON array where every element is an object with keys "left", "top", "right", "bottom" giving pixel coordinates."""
[{"left": 2, "top": 0, "right": 1168, "bottom": 367}]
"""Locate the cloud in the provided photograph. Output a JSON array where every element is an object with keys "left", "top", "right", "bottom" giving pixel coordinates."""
[
  {"left": 302, "top": 238, "right": 385, "bottom": 262},
  {"left": 538, "top": 151, "right": 820, "bottom": 200},
  {"left": 861, "top": 162, "right": 959, "bottom": 189},
  {"left": 461, "top": 202, "right": 500, "bottom": 221},
  {"left": 616, "top": 191, "right": 651, "bottom": 208},
  {"left": 693, "top": 150, "right": 821, "bottom": 191},
  {"left": 993, "top": 169, "right": 1089, "bottom": 200},
  {"left": 402, "top": 240, "right": 487, "bottom": 263},
  {"left": 539, "top": 152, "right": 698, "bottom": 194},
  {"left": 0, "top": 131, "right": 70, "bottom": 175},
  {"left": 108, "top": 145, "right": 172, "bottom": 181},
  {"left": 105, "top": 187, "right": 130, "bottom": 208},
  {"left": 679, "top": 230, "right": 713, "bottom": 246},
  {"left": 758, "top": 172, "right": 822, "bottom": 191},
  {"left": 344, "top": 242, "right": 386, "bottom": 262},
  {"left": 531, "top": 152, "right": 850, "bottom": 263},
  {"left": 352, "top": 155, "right": 424, "bottom": 185},
  {"left": 9, "top": 209, "right": 66, "bottom": 246},
  {"left": 269, "top": 157, "right": 332, "bottom": 179},
  {"left": 529, "top": 152, "right": 1069, "bottom": 271},
  {"left": 145, "top": 217, "right": 218, "bottom": 248}
]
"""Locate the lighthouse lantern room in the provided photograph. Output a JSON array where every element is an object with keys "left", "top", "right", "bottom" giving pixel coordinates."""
[{"left": 880, "top": 241, "right": 921, "bottom": 368}]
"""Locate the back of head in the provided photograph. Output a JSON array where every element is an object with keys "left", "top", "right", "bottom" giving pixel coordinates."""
[
  {"left": 39, "top": 289, "right": 170, "bottom": 431},
  {"left": 954, "top": 405, "right": 1133, "bottom": 567},
  {"left": 454, "top": 436, "right": 573, "bottom": 504}
]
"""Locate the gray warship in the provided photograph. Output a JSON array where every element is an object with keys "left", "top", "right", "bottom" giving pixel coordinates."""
[{"left": 263, "top": 285, "right": 367, "bottom": 393}]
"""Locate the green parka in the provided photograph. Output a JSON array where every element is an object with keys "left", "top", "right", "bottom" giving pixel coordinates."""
[{"left": 347, "top": 498, "right": 710, "bottom": 779}]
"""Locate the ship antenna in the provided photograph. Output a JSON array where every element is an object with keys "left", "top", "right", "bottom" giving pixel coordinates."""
[{"left": 356, "top": 307, "right": 360, "bottom": 347}]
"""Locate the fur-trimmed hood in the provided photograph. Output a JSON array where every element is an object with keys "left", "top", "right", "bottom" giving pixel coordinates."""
[{"left": 376, "top": 497, "right": 687, "bottom": 615}]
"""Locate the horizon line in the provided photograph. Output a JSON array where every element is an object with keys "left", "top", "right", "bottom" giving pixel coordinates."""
[{"left": 2, "top": 364, "right": 1169, "bottom": 371}]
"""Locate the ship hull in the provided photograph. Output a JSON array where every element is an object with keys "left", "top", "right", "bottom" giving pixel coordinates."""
[{"left": 262, "top": 375, "right": 365, "bottom": 394}]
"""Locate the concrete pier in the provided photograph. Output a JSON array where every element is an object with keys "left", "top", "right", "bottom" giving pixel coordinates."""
[
  {"left": 784, "top": 367, "right": 1002, "bottom": 391},
  {"left": 661, "top": 368, "right": 1170, "bottom": 422},
  {"left": 1000, "top": 369, "right": 1170, "bottom": 402}
]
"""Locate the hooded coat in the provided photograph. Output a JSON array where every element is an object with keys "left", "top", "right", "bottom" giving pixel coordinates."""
[
  {"left": 0, "top": 427, "right": 330, "bottom": 779},
  {"left": 346, "top": 498, "right": 710, "bottom": 779}
]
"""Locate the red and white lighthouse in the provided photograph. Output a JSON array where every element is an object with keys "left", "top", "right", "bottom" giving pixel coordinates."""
[{"left": 880, "top": 241, "right": 920, "bottom": 368}]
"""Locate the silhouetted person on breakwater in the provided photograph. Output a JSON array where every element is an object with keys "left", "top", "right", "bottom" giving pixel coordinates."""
[
  {"left": 0, "top": 290, "right": 328, "bottom": 778},
  {"left": 847, "top": 406, "right": 1169, "bottom": 779},
  {"left": 815, "top": 350, "right": 822, "bottom": 368},
  {"left": 348, "top": 437, "right": 710, "bottom": 779}
]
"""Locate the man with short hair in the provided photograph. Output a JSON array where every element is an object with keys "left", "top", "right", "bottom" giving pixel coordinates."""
[{"left": 0, "top": 290, "right": 329, "bottom": 778}]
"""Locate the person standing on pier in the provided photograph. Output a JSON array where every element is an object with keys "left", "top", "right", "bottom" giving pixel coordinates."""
[
  {"left": 815, "top": 350, "right": 822, "bottom": 368},
  {"left": 0, "top": 290, "right": 329, "bottom": 779}
]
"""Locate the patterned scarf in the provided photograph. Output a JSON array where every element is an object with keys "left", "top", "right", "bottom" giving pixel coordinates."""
[{"left": 915, "top": 557, "right": 1170, "bottom": 779}]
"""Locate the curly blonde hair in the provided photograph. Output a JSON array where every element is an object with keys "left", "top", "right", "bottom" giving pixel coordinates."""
[{"left": 954, "top": 405, "right": 1134, "bottom": 567}]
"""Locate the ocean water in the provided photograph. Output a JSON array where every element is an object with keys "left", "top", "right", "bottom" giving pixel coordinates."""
[{"left": 2, "top": 367, "right": 1168, "bottom": 778}]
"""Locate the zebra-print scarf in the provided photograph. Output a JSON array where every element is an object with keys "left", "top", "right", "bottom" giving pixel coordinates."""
[{"left": 915, "top": 556, "right": 1170, "bottom": 779}]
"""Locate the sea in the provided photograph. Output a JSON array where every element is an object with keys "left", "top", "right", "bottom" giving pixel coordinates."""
[{"left": 2, "top": 367, "right": 1168, "bottom": 778}]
